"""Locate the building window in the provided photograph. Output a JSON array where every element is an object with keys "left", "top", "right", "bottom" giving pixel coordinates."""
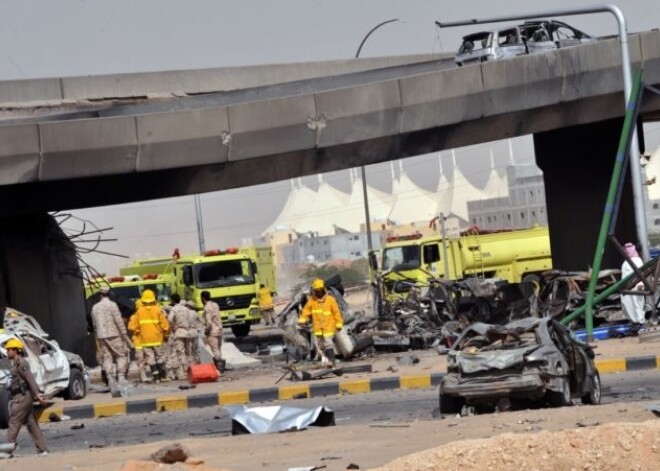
[
  {"left": 655, "top": 219, "right": 660, "bottom": 226},
  {"left": 487, "top": 216, "right": 491, "bottom": 223},
  {"left": 507, "top": 214, "right": 512, "bottom": 221},
  {"left": 355, "top": 251, "right": 361, "bottom": 257},
  {"left": 532, "top": 211, "right": 536, "bottom": 218},
  {"left": 654, "top": 203, "right": 659, "bottom": 210},
  {"left": 520, "top": 212, "right": 525, "bottom": 219},
  {"left": 473, "top": 218, "right": 477, "bottom": 224}
]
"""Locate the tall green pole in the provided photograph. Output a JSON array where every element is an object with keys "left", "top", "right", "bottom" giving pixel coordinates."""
[{"left": 583, "top": 69, "right": 644, "bottom": 341}]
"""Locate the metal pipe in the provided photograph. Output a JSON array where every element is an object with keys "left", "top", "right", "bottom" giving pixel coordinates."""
[
  {"left": 194, "top": 194, "right": 206, "bottom": 254},
  {"left": 581, "top": 69, "right": 643, "bottom": 339},
  {"left": 436, "top": 4, "right": 649, "bottom": 260}
]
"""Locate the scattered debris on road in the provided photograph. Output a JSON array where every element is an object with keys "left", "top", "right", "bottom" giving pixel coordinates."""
[{"left": 151, "top": 442, "right": 190, "bottom": 464}]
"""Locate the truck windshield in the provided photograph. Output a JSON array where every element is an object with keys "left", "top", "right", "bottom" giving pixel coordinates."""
[
  {"left": 111, "top": 283, "right": 171, "bottom": 304},
  {"left": 382, "top": 246, "right": 421, "bottom": 271},
  {"left": 194, "top": 260, "right": 254, "bottom": 288}
]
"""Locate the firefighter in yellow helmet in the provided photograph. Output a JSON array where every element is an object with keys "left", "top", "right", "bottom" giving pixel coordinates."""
[
  {"left": 128, "top": 290, "right": 170, "bottom": 382},
  {"left": 4, "top": 338, "right": 49, "bottom": 455},
  {"left": 298, "top": 279, "right": 343, "bottom": 367},
  {"left": 128, "top": 299, "right": 150, "bottom": 382}
]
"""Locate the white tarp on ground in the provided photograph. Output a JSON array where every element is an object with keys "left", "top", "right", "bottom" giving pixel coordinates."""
[{"left": 226, "top": 405, "right": 335, "bottom": 434}]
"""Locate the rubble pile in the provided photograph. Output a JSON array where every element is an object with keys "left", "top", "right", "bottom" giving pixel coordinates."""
[{"left": 372, "top": 419, "right": 660, "bottom": 471}]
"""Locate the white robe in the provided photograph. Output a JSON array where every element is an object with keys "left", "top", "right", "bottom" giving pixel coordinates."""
[{"left": 621, "top": 257, "right": 646, "bottom": 324}]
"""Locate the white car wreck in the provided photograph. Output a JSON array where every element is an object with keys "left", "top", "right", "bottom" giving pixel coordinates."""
[{"left": 0, "top": 308, "right": 88, "bottom": 428}]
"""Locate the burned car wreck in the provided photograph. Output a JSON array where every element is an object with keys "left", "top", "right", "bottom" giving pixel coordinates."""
[{"left": 439, "top": 317, "right": 600, "bottom": 414}]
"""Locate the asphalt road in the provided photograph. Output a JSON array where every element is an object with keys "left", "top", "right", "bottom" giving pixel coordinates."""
[{"left": 15, "top": 369, "right": 656, "bottom": 456}]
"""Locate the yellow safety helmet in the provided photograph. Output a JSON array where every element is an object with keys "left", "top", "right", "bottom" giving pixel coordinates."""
[
  {"left": 311, "top": 278, "right": 325, "bottom": 290},
  {"left": 4, "top": 338, "right": 24, "bottom": 350},
  {"left": 141, "top": 289, "right": 156, "bottom": 304}
]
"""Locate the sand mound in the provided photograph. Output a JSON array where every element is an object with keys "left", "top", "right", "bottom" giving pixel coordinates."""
[{"left": 372, "top": 420, "right": 660, "bottom": 471}]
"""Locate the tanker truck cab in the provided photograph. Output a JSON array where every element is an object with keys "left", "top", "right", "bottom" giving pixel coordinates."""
[{"left": 175, "top": 248, "right": 265, "bottom": 338}]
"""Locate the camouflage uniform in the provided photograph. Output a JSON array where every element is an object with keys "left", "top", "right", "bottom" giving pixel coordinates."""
[
  {"left": 7, "top": 356, "right": 48, "bottom": 453},
  {"left": 170, "top": 303, "right": 200, "bottom": 378},
  {"left": 203, "top": 300, "right": 223, "bottom": 365},
  {"left": 91, "top": 297, "right": 129, "bottom": 383}
]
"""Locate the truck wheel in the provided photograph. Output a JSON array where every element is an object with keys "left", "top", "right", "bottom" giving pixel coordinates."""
[
  {"left": 439, "top": 391, "right": 463, "bottom": 415},
  {"left": 0, "top": 389, "right": 10, "bottom": 429},
  {"left": 64, "top": 368, "right": 87, "bottom": 400},
  {"left": 522, "top": 273, "right": 541, "bottom": 286},
  {"left": 231, "top": 323, "right": 251, "bottom": 338}
]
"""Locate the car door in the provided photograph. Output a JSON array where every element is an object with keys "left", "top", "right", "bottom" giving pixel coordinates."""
[
  {"left": 551, "top": 321, "right": 585, "bottom": 393},
  {"left": 24, "top": 333, "right": 68, "bottom": 394}
]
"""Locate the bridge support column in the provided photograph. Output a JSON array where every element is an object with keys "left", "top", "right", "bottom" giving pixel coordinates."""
[
  {"left": 534, "top": 118, "right": 637, "bottom": 271},
  {"left": 0, "top": 213, "right": 94, "bottom": 363}
]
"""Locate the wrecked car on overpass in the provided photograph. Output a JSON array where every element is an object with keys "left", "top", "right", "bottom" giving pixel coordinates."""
[{"left": 439, "top": 317, "right": 601, "bottom": 414}]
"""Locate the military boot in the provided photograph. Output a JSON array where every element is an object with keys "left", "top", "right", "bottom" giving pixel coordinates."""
[
  {"left": 157, "top": 364, "right": 170, "bottom": 382},
  {"left": 150, "top": 364, "right": 161, "bottom": 382},
  {"left": 139, "top": 369, "right": 150, "bottom": 383}
]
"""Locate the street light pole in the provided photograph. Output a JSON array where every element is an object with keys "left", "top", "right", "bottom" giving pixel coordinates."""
[
  {"left": 355, "top": 18, "right": 400, "bottom": 253},
  {"left": 194, "top": 194, "right": 206, "bottom": 254}
]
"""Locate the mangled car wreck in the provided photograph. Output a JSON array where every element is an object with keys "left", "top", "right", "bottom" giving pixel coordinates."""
[{"left": 439, "top": 318, "right": 601, "bottom": 414}]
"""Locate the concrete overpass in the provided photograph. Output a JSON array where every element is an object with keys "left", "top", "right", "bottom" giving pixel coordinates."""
[{"left": 1, "top": 32, "right": 659, "bottom": 358}]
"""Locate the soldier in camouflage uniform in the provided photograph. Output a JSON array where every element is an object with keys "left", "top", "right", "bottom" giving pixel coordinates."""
[
  {"left": 91, "top": 287, "right": 130, "bottom": 385},
  {"left": 168, "top": 294, "right": 200, "bottom": 379},
  {"left": 201, "top": 290, "right": 225, "bottom": 372}
]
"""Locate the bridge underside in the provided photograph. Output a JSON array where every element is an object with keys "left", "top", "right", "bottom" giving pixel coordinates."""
[{"left": 1, "top": 33, "right": 660, "bottom": 355}]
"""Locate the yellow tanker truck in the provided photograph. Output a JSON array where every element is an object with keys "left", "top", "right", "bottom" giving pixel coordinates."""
[{"left": 380, "top": 226, "right": 552, "bottom": 295}]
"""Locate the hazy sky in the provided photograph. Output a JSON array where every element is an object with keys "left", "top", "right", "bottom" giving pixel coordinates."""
[{"left": 2, "top": 1, "right": 659, "bottom": 274}]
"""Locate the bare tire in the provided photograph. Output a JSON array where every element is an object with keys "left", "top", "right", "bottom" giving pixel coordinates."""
[
  {"left": 0, "top": 389, "right": 10, "bottom": 429},
  {"left": 439, "top": 391, "right": 463, "bottom": 415},
  {"left": 231, "top": 323, "right": 251, "bottom": 338},
  {"left": 547, "top": 376, "right": 572, "bottom": 407},
  {"left": 64, "top": 368, "right": 87, "bottom": 400},
  {"left": 582, "top": 372, "right": 601, "bottom": 405}
]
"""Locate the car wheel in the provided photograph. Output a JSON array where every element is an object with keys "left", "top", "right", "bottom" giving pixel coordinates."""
[
  {"left": 547, "top": 376, "right": 572, "bottom": 407},
  {"left": 64, "top": 368, "right": 87, "bottom": 400},
  {"left": 439, "top": 391, "right": 463, "bottom": 415},
  {"left": 0, "top": 389, "right": 10, "bottom": 429},
  {"left": 231, "top": 323, "right": 251, "bottom": 338},
  {"left": 582, "top": 372, "right": 601, "bottom": 405}
]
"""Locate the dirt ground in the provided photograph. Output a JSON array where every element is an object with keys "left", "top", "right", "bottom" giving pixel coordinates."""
[
  {"left": 14, "top": 401, "right": 659, "bottom": 471},
  {"left": 374, "top": 419, "right": 660, "bottom": 471}
]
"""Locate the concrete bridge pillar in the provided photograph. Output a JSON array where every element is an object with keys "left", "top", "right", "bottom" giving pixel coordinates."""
[
  {"left": 534, "top": 117, "right": 637, "bottom": 271},
  {"left": 0, "top": 213, "right": 94, "bottom": 362}
]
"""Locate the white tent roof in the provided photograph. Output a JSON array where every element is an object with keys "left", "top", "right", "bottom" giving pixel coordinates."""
[
  {"left": 482, "top": 149, "right": 509, "bottom": 198},
  {"left": 446, "top": 150, "right": 487, "bottom": 222},
  {"left": 331, "top": 169, "right": 395, "bottom": 232},
  {"left": 389, "top": 161, "right": 437, "bottom": 225},
  {"left": 295, "top": 174, "right": 351, "bottom": 235},
  {"left": 262, "top": 178, "right": 317, "bottom": 235}
]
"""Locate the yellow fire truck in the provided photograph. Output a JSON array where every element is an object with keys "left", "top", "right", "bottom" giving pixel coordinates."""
[
  {"left": 120, "top": 247, "right": 276, "bottom": 337},
  {"left": 84, "top": 273, "right": 174, "bottom": 318},
  {"left": 380, "top": 226, "right": 552, "bottom": 295}
]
